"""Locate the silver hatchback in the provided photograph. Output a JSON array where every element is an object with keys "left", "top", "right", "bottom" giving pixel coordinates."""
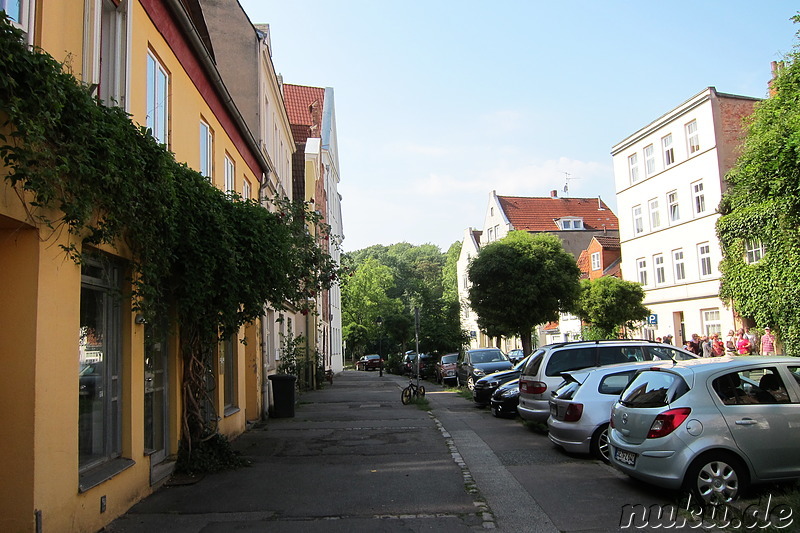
[
  {"left": 609, "top": 356, "right": 800, "bottom": 503},
  {"left": 548, "top": 360, "right": 672, "bottom": 462}
]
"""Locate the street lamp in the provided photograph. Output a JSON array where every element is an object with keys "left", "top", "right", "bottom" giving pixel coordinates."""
[{"left": 376, "top": 316, "right": 383, "bottom": 377}]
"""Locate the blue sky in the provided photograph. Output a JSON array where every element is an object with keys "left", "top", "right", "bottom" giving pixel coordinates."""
[{"left": 238, "top": 1, "right": 798, "bottom": 253}]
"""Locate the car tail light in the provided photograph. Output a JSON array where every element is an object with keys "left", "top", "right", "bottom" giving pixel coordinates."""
[
  {"left": 564, "top": 403, "right": 583, "bottom": 422},
  {"left": 520, "top": 378, "right": 547, "bottom": 395},
  {"left": 647, "top": 408, "right": 691, "bottom": 438}
]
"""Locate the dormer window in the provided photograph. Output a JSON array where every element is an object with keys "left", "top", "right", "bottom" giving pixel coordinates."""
[{"left": 558, "top": 218, "right": 583, "bottom": 230}]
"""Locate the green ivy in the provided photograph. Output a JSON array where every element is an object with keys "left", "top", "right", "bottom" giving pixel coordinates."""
[
  {"left": 717, "top": 15, "right": 800, "bottom": 354},
  {"left": 0, "top": 16, "right": 340, "bottom": 466}
]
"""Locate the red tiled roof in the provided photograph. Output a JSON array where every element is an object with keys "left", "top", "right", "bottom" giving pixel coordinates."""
[
  {"left": 543, "top": 321, "right": 560, "bottom": 331},
  {"left": 283, "top": 84, "right": 325, "bottom": 144},
  {"left": 593, "top": 235, "right": 621, "bottom": 249},
  {"left": 497, "top": 195, "right": 619, "bottom": 232}
]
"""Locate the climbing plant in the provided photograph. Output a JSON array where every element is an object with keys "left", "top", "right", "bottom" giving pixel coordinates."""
[
  {"left": 717, "top": 15, "right": 800, "bottom": 354},
  {"left": 0, "top": 16, "right": 340, "bottom": 466}
]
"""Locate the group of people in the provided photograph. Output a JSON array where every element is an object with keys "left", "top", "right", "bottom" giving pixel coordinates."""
[{"left": 676, "top": 327, "right": 777, "bottom": 357}]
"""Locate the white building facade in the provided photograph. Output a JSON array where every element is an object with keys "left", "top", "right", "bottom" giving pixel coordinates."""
[{"left": 612, "top": 87, "right": 759, "bottom": 346}]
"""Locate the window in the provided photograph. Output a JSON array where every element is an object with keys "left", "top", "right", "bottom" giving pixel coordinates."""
[
  {"left": 667, "top": 190, "right": 680, "bottom": 222},
  {"left": 673, "top": 249, "right": 686, "bottom": 281},
  {"left": 221, "top": 334, "right": 237, "bottom": 410},
  {"left": 636, "top": 258, "right": 648, "bottom": 286},
  {"left": 692, "top": 181, "right": 706, "bottom": 215},
  {"left": 96, "top": 0, "right": 128, "bottom": 107},
  {"left": 713, "top": 368, "right": 791, "bottom": 405},
  {"left": 662, "top": 134, "right": 675, "bottom": 166},
  {"left": 242, "top": 178, "right": 251, "bottom": 200},
  {"left": 745, "top": 239, "right": 765, "bottom": 264},
  {"left": 633, "top": 205, "right": 644, "bottom": 235},
  {"left": 560, "top": 218, "right": 583, "bottom": 230},
  {"left": 702, "top": 309, "right": 721, "bottom": 337},
  {"left": 698, "top": 243, "right": 712, "bottom": 277},
  {"left": 2, "top": 0, "right": 34, "bottom": 39},
  {"left": 200, "top": 121, "right": 213, "bottom": 179},
  {"left": 487, "top": 227, "right": 494, "bottom": 241},
  {"left": 591, "top": 252, "right": 601, "bottom": 271},
  {"left": 79, "top": 254, "right": 122, "bottom": 471},
  {"left": 686, "top": 120, "right": 700, "bottom": 154},
  {"left": 628, "top": 153, "right": 640, "bottom": 183},
  {"left": 644, "top": 144, "right": 656, "bottom": 175},
  {"left": 224, "top": 155, "right": 235, "bottom": 194},
  {"left": 648, "top": 198, "right": 661, "bottom": 230},
  {"left": 654, "top": 254, "right": 666, "bottom": 285},
  {"left": 146, "top": 52, "right": 169, "bottom": 145}
]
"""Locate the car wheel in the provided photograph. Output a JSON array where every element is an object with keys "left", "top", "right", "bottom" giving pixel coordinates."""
[
  {"left": 492, "top": 406, "right": 500, "bottom": 417},
  {"left": 684, "top": 452, "right": 748, "bottom": 504},
  {"left": 467, "top": 376, "right": 475, "bottom": 391},
  {"left": 591, "top": 424, "right": 610, "bottom": 463}
]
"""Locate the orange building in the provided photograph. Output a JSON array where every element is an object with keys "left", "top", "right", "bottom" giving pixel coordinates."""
[{"left": 0, "top": 1, "right": 276, "bottom": 531}]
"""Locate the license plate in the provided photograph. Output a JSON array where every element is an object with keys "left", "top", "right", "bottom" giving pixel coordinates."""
[{"left": 614, "top": 448, "right": 637, "bottom": 466}]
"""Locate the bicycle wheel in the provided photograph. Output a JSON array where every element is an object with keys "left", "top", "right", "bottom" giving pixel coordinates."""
[
  {"left": 401, "top": 386, "right": 412, "bottom": 405},
  {"left": 418, "top": 385, "right": 426, "bottom": 398}
]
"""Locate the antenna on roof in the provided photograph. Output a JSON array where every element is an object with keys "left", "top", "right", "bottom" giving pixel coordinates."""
[{"left": 562, "top": 172, "right": 580, "bottom": 197}]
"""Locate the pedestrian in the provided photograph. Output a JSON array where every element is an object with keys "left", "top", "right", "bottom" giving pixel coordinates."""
[
  {"left": 725, "top": 330, "right": 737, "bottom": 355},
  {"left": 701, "top": 335, "right": 713, "bottom": 358},
  {"left": 663, "top": 334, "right": 672, "bottom": 345},
  {"left": 711, "top": 334, "right": 725, "bottom": 356},
  {"left": 746, "top": 327, "right": 760, "bottom": 354},
  {"left": 761, "top": 327, "right": 777, "bottom": 355},
  {"left": 736, "top": 329, "right": 751, "bottom": 355}
]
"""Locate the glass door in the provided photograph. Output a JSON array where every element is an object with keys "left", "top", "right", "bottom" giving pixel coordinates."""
[{"left": 144, "top": 323, "right": 168, "bottom": 465}]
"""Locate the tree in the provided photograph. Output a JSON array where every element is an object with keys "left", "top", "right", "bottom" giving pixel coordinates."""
[
  {"left": 717, "top": 16, "right": 800, "bottom": 355},
  {"left": 467, "top": 231, "right": 581, "bottom": 355},
  {"left": 576, "top": 276, "right": 650, "bottom": 339}
]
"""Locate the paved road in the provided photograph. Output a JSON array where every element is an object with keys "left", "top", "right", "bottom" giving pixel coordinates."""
[{"left": 106, "top": 370, "right": 687, "bottom": 532}]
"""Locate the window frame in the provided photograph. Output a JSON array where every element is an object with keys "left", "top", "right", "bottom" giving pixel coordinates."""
[
  {"left": 686, "top": 120, "right": 700, "bottom": 155},
  {"left": 648, "top": 197, "right": 661, "bottom": 230},
  {"left": 692, "top": 180, "right": 706, "bottom": 215},
  {"left": 698, "top": 242, "right": 712, "bottom": 277},
  {"left": 662, "top": 134, "right": 675, "bottom": 167},
  {"left": 633, "top": 205, "right": 644, "bottom": 235},
  {"left": 224, "top": 154, "right": 235, "bottom": 194},
  {"left": 591, "top": 252, "right": 601, "bottom": 271},
  {"left": 242, "top": 178, "right": 251, "bottom": 200},
  {"left": 745, "top": 239, "right": 765, "bottom": 264},
  {"left": 628, "top": 152, "right": 640, "bottom": 184},
  {"left": 146, "top": 51, "right": 169, "bottom": 145},
  {"left": 2, "top": 0, "right": 35, "bottom": 42},
  {"left": 644, "top": 144, "right": 656, "bottom": 175},
  {"left": 702, "top": 308, "right": 721, "bottom": 337},
  {"left": 636, "top": 258, "right": 648, "bottom": 286},
  {"left": 654, "top": 254, "right": 666, "bottom": 285},
  {"left": 199, "top": 120, "right": 213, "bottom": 180},
  {"left": 673, "top": 249, "right": 686, "bottom": 282},
  {"left": 667, "top": 190, "right": 680, "bottom": 223}
]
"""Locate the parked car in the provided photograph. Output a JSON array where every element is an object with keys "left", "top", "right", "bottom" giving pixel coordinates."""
[
  {"left": 411, "top": 353, "right": 437, "bottom": 379},
  {"left": 435, "top": 353, "right": 459, "bottom": 385},
  {"left": 547, "top": 360, "right": 672, "bottom": 462},
  {"left": 518, "top": 340, "right": 698, "bottom": 424},
  {"left": 457, "top": 348, "right": 514, "bottom": 390},
  {"left": 490, "top": 378, "right": 521, "bottom": 418},
  {"left": 609, "top": 355, "right": 800, "bottom": 503},
  {"left": 473, "top": 354, "right": 532, "bottom": 406},
  {"left": 402, "top": 351, "right": 417, "bottom": 375},
  {"left": 507, "top": 349, "right": 525, "bottom": 364},
  {"left": 355, "top": 354, "right": 383, "bottom": 371}
]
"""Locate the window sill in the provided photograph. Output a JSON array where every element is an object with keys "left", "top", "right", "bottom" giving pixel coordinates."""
[
  {"left": 224, "top": 406, "right": 240, "bottom": 418},
  {"left": 79, "top": 457, "right": 135, "bottom": 493}
]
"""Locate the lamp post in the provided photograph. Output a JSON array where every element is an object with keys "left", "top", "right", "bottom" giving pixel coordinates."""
[{"left": 376, "top": 316, "right": 383, "bottom": 377}]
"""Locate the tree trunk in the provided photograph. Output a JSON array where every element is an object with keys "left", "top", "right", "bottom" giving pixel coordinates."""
[{"left": 520, "top": 327, "right": 533, "bottom": 356}]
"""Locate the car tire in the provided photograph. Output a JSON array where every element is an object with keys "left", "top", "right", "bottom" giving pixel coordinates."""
[
  {"left": 683, "top": 452, "right": 749, "bottom": 504},
  {"left": 590, "top": 424, "right": 610, "bottom": 463},
  {"left": 492, "top": 406, "right": 501, "bottom": 418}
]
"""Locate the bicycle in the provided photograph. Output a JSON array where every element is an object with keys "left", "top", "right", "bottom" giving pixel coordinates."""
[{"left": 401, "top": 378, "right": 426, "bottom": 404}]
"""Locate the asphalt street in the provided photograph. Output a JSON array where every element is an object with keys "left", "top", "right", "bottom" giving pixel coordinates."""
[{"left": 105, "top": 370, "right": 688, "bottom": 532}]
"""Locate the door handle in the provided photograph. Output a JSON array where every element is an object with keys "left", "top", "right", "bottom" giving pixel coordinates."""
[{"left": 735, "top": 418, "right": 757, "bottom": 426}]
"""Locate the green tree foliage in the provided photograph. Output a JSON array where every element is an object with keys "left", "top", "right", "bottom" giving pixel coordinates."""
[
  {"left": 0, "top": 17, "right": 339, "bottom": 466},
  {"left": 468, "top": 231, "right": 580, "bottom": 355},
  {"left": 717, "top": 16, "right": 800, "bottom": 354},
  {"left": 341, "top": 242, "right": 467, "bottom": 361},
  {"left": 576, "top": 276, "right": 650, "bottom": 339}
]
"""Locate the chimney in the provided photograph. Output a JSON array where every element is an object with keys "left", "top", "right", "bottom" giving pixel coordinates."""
[
  {"left": 769, "top": 61, "right": 784, "bottom": 97},
  {"left": 550, "top": 190, "right": 558, "bottom": 198}
]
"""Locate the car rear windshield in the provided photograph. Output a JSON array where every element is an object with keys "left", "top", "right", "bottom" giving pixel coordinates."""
[
  {"left": 552, "top": 379, "right": 580, "bottom": 400},
  {"left": 620, "top": 370, "right": 689, "bottom": 408},
  {"left": 545, "top": 347, "right": 596, "bottom": 376},
  {"left": 598, "top": 371, "right": 638, "bottom": 395},
  {"left": 647, "top": 345, "right": 696, "bottom": 361}
]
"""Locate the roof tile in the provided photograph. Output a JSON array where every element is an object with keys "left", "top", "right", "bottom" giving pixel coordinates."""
[{"left": 497, "top": 195, "right": 619, "bottom": 232}]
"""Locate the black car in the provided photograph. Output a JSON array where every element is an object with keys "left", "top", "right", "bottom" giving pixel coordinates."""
[
  {"left": 490, "top": 378, "right": 520, "bottom": 418},
  {"left": 411, "top": 353, "right": 437, "bottom": 379},
  {"left": 456, "top": 348, "right": 513, "bottom": 390},
  {"left": 472, "top": 354, "right": 530, "bottom": 406},
  {"left": 507, "top": 349, "right": 525, "bottom": 364}
]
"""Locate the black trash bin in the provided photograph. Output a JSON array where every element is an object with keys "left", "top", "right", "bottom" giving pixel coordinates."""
[{"left": 269, "top": 374, "right": 296, "bottom": 418}]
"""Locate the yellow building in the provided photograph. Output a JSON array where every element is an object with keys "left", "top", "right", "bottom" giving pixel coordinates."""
[{"left": 0, "top": 1, "right": 277, "bottom": 531}]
